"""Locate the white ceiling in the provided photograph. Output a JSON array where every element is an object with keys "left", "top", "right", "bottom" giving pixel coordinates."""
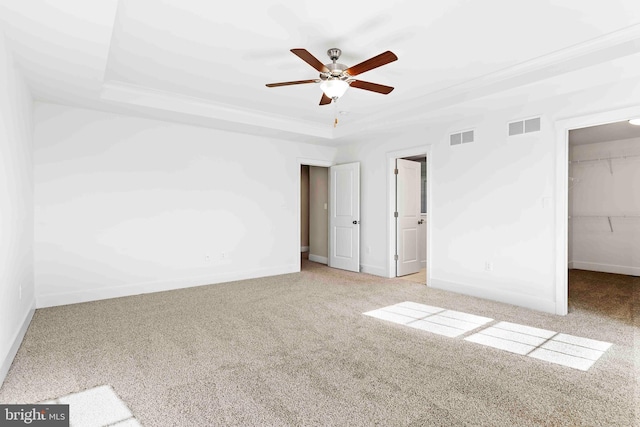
[
  {"left": 569, "top": 120, "right": 640, "bottom": 145},
  {"left": 2, "top": 0, "right": 640, "bottom": 145}
]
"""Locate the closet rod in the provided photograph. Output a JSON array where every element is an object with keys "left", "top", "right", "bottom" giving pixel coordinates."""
[
  {"left": 569, "top": 215, "right": 640, "bottom": 218},
  {"left": 569, "top": 153, "right": 640, "bottom": 164}
]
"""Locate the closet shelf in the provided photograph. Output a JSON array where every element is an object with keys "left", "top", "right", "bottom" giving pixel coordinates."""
[
  {"left": 569, "top": 154, "right": 640, "bottom": 175},
  {"left": 569, "top": 215, "right": 640, "bottom": 218}
]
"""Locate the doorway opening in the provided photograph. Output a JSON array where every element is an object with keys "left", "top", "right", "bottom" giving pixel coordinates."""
[
  {"left": 555, "top": 104, "right": 640, "bottom": 315},
  {"left": 386, "top": 146, "right": 432, "bottom": 285},
  {"left": 300, "top": 164, "right": 330, "bottom": 270},
  {"left": 566, "top": 120, "right": 640, "bottom": 319},
  {"left": 396, "top": 155, "right": 427, "bottom": 283},
  {"left": 298, "top": 159, "right": 361, "bottom": 274}
]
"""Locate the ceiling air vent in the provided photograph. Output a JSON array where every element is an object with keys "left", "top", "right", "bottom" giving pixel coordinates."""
[
  {"left": 450, "top": 130, "right": 474, "bottom": 146},
  {"left": 509, "top": 117, "right": 541, "bottom": 136}
]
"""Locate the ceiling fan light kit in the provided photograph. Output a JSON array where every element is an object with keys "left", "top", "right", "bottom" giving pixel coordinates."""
[
  {"left": 266, "top": 47, "right": 398, "bottom": 109},
  {"left": 320, "top": 79, "right": 349, "bottom": 99}
]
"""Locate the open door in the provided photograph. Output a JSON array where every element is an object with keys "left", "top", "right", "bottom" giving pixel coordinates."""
[
  {"left": 328, "top": 162, "right": 360, "bottom": 272},
  {"left": 396, "top": 158, "right": 421, "bottom": 276}
]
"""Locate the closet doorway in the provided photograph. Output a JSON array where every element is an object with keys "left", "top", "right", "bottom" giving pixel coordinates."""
[
  {"left": 299, "top": 163, "right": 330, "bottom": 270},
  {"left": 386, "top": 146, "right": 432, "bottom": 284},
  {"left": 567, "top": 120, "right": 640, "bottom": 319},
  {"left": 396, "top": 155, "right": 427, "bottom": 281}
]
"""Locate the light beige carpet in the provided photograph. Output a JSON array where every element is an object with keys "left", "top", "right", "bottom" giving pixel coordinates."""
[{"left": 1, "top": 263, "right": 638, "bottom": 426}]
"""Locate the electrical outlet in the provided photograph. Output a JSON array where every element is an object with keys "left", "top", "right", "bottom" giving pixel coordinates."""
[{"left": 484, "top": 261, "right": 493, "bottom": 272}]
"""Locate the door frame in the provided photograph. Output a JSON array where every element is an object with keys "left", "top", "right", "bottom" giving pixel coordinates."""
[
  {"left": 386, "top": 145, "right": 433, "bottom": 283},
  {"left": 297, "top": 158, "right": 333, "bottom": 272},
  {"left": 553, "top": 104, "right": 640, "bottom": 315}
]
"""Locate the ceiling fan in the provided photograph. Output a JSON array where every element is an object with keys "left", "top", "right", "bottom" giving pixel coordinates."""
[{"left": 266, "top": 48, "right": 398, "bottom": 105}]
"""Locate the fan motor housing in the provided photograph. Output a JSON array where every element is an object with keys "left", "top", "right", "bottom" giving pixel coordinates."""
[{"left": 321, "top": 62, "right": 349, "bottom": 80}]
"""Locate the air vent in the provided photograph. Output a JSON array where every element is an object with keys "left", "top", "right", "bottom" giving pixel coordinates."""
[
  {"left": 450, "top": 130, "right": 474, "bottom": 146},
  {"left": 509, "top": 117, "right": 541, "bottom": 136}
]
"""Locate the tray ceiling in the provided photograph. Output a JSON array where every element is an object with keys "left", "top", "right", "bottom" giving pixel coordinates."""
[{"left": 2, "top": 0, "right": 640, "bottom": 144}]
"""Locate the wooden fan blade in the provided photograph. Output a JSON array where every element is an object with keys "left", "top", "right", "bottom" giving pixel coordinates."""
[
  {"left": 345, "top": 51, "right": 398, "bottom": 76},
  {"left": 319, "top": 93, "right": 332, "bottom": 105},
  {"left": 349, "top": 80, "right": 394, "bottom": 94},
  {"left": 291, "top": 49, "right": 329, "bottom": 73},
  {"left": 266, "top": 79, "right": 318, "bottom": 87}
]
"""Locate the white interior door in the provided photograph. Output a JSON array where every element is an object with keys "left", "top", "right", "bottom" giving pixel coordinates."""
[
  {"left": 328, "top": 162, "right": 360, "bottom": 272},
  {"left": 396, "top": 159, "right": 421, "bottom": 276}
]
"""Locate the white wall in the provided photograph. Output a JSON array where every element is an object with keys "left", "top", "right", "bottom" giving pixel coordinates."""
[
  {"left": 34, "top": 103, "right": 336, "bottom": 307},
  {"left": 300, "top": 165, "right": 309, "bottom": 250},
  {"left": 569, "top": 137, "right": 640, "bottom": 275},
  {"left": 0, "top": 30, "right": 35, "bottom": 385},
  {"left": 336, "top": 77, "right": 640, "bottom": 314}
]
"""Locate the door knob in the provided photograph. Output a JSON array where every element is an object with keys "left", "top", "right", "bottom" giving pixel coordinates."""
[
  {"left": 418, "top": 219, "right": 425, "bottom": 225},
  {"left": 352, "top": 220, "right": 360, "bottom": 224}
]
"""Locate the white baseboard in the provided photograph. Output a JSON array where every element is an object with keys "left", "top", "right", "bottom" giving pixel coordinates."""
[
  {"left": 1, "top": 304, "right": 35, "bottom": 387},
  {"left": 571, "top": 261, "right": 640, "bottom": 276},
  {"left": 36, "top": 264, "right": 298, "bottom": 308},
  {"left": 430, "top": 278, "right": 556, "bottom": 314},
  {"left": 308, "top": 254, "right": 328, "bottom": 265},
  {"left": 360, "top": 263, "right": 387, "bottom": 277},
  {"left": 300, "top": 246, "right": 309, "bottom": 253},
  {"left": 568, "top": 261, "right": 574, "bottom": 269}
]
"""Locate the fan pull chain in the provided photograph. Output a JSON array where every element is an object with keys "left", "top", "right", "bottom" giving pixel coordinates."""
[{"left": 333, "top": 100, "right": 338, "bottom": 127}]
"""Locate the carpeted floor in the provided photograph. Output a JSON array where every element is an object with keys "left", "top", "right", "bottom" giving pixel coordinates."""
[{"left": 1, "top": 262, "right": 638, "bottom": 426}]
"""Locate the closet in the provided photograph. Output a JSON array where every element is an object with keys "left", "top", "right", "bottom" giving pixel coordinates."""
[{"left": 568, "top": 122, "right": 640, "bottom": 276}]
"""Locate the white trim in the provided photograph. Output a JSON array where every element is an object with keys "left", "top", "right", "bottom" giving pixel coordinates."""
[
  {"left": 360, "top": 263, "right": 387, "bottom": 277},
  {"left": 571, "top": 261, "right": 640, "bottom": 277},
  {"left": 554, "top": 123, "right": 569, "bottom": 315},
  {"left": 300, "top": 246, "right": 309, "bottom": 252},
  {"left": 1, "top": 305, "right": 35, "bottom": 387},
  {"left": 102, "top": 81, "right": 334, "bottom": 140},
  {"left": 297, "top": 158, "right": 333, "bottom": 168},
  {"left": 36, "top": 264, "right": 297, "bottom": 308},
  {"left": 386, "top": 145, "right": 433, "bottom": 286},
  {"left": 554, "top": 104, "right": 640, "bottom": 315},
  {"left": 308, "top": 254, "right": 328, "bottom": 265},
  {"left": 430, "top": 278, "right": 556, "bottom": 314}
]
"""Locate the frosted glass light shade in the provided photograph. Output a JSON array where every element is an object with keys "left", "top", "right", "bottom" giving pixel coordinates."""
[
  {"left": 629, "top": 118, "right": 640, "bottom": 126},
  {"left": 320, "top": 79, "right": 349, "bottom": 99}
]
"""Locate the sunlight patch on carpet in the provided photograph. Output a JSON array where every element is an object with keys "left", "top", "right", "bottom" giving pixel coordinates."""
[
  {"left": 364, "top": 304, "right": 612, "bottom": 371},
  {"left": 39, "top": 385, "right": 140, "bottom": 427},
  {"left": 363, "top": 301, "right": 493, "bottom": 338}
]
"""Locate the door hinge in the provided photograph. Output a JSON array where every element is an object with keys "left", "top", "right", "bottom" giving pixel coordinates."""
[
  {"left": 394, "top": 168, "right": 398, "bottom": 175},
  {"left": 394, "top": 254, "right": 399, "bottom": 261},
  {"left": 394, "top": 212, "right": 398, "bottom": 218}
]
